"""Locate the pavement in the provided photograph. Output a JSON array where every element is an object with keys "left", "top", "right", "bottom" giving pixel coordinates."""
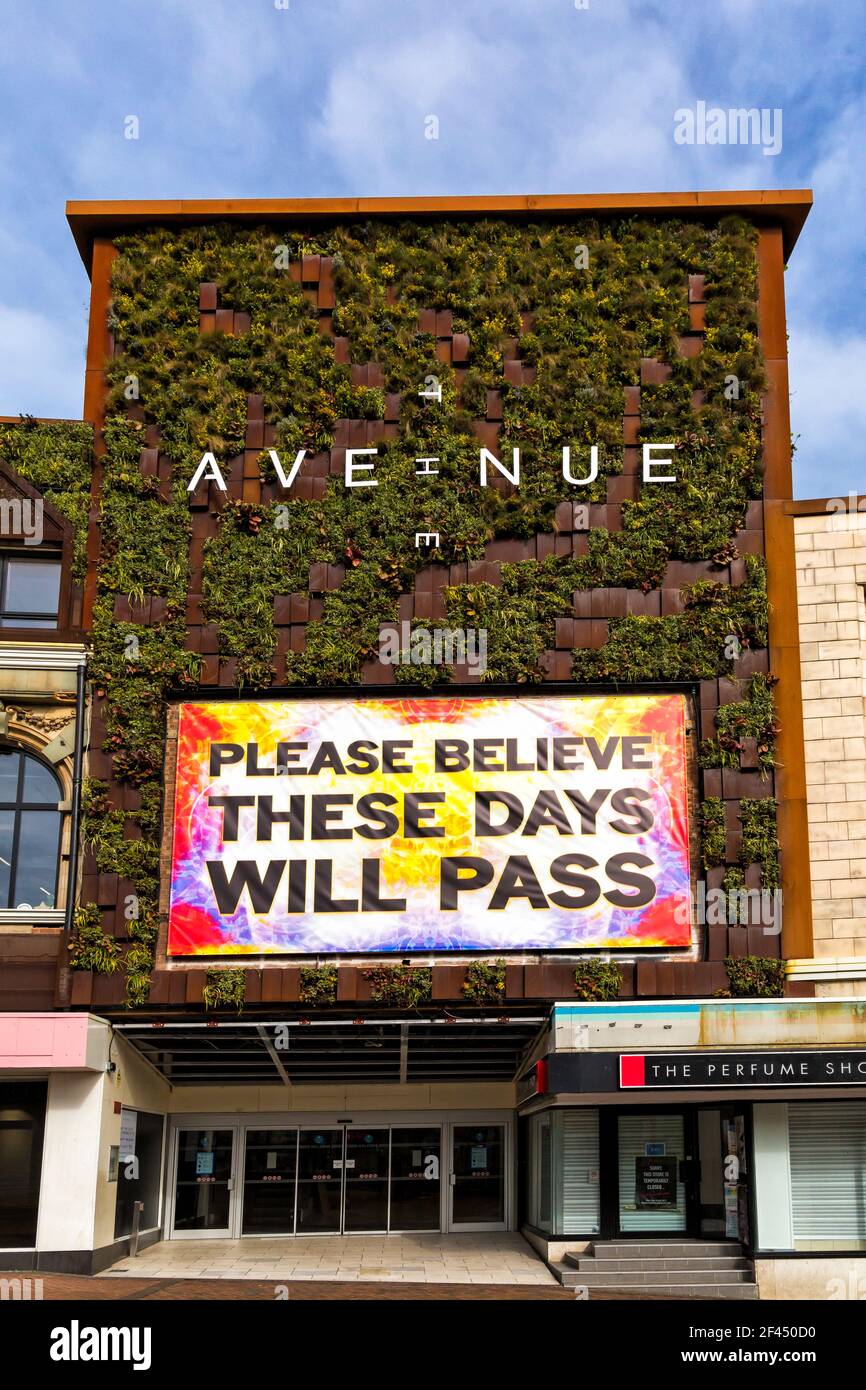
[
  {"left": 0, "top": 1234, "right": 704, "bottom": 1299},
  {"left": 0, "top": 1271, "right": 572, "bottom": 1301},
  {"left": 103, "top": 1231, "right": 558, "bottom": 1285}
]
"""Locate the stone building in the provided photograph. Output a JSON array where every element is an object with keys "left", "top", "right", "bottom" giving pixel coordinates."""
[{"left": 0, "top": 190, "right": 865, "bottom": 1298}]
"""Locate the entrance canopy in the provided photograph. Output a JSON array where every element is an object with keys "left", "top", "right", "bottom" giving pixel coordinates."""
[{"left": 114, "top": 1015, "right": 546, "bottom": 1087}]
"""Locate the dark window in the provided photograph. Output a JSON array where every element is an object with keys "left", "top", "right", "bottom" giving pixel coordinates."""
[
  {"left": 114, "top": 1110, "right": 165, "bottom": 1239},
  {"left": 0, "top": 748, "right": 62, "bottom": 909},
  {"left": 0, "top": 554, "right": 61, "bottom": 628},
  {"left": 0, "top": 1082, "right": 46, "bottom": 1247}
]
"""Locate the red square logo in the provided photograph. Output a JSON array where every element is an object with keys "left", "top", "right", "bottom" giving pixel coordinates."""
[{"left": 620, "top": 1054, "right": 646, "bottom": 1087}]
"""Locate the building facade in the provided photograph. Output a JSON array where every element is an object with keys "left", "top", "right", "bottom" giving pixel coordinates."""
[
  {"left": 1, "top": 190, "right": 865, "bottom": 1296},
  {"left": 788, "top": 499, "right": 866, "bottom": 993}
]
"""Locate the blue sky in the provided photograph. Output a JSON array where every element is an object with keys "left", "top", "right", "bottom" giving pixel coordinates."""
[{"left": 0, "top": 0, "right": 863, "bottom": 498}]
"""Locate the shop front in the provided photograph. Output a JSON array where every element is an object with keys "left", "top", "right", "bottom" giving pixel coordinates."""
[
  {"left": 164, "top": 1112, "right": 513, "bottom": 1239},
  {"left": 104, "top": 1013, "right": 538, "bottom": 1249},
  {"left": 524, "top": 1100, "right": 750, "bottom": 1244},
  {"left": 519, "top": 1000, "right": 866, "bottom": 1286}
]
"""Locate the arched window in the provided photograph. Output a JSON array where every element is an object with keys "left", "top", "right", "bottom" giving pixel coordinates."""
[{"left": 0, "top": 747, "right": 62, "bottom": 910}]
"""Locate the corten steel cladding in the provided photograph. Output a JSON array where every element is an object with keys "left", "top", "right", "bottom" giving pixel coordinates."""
[{"left": 167, "top": 693, "right": 691, "bottom": 955}]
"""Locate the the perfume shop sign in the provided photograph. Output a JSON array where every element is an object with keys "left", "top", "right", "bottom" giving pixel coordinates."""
[{"left": 620, "top": 1051, "right": 866, "bottom": 1089}]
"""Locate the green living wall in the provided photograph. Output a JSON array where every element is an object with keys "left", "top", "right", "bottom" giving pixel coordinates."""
[
  {"left": 0, "top": 418, "right": 92, "bottom": 576},
  {"left": 0, "top": 216, "right": 779, "bottom": 1002}
]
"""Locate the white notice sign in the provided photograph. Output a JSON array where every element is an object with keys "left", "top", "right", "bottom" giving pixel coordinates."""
[{"left": 119, "top": 1109, "right": 137, "bottom": 1160}]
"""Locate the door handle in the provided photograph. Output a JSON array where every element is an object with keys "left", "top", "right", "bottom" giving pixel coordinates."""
[{"left": 227, "top": 1178, "right": 234, "bottom": 1190}]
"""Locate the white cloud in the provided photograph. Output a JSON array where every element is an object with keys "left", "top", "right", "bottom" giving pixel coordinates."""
[
  {"left": 312, "top": 29, "right": 503, "bottom": 193},
  {"left": 786, "top": 95, "right": 866, "bottom": 317},
  {"left": 311, "top": 18, "right": 694, "bottom": 194},
  {"left": 0, "top": 0, "right": 863, "bottom": 507},
  {"left": 0, "top": 305, "right": 85, "bottom": 419},
  {"left": 788, "top": 324, "right": 866, "bottom": 498}
]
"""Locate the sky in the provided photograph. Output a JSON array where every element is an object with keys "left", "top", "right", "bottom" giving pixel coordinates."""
[{"left": 0, "top": 0, "right": 863, "bottom": 499}]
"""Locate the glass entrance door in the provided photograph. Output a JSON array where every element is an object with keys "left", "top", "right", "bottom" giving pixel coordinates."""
[
  {"left": 296, "top": 1128, "right": 344, "bottom": 1234},
  {"left": 449, "top": 1124, "right": 506, "bottom": 1229},
  {"left": 242, "top": 1129, "right": 298, "bottom": 1235},
  {"left": 343, "top": 1128, "right": 389, "bottom": 1232},
  {"left": 270, "top": 1125, "right": 443, "bottom": 1235},
  {"left": 172, "top": 1127, "right": 236, "bottom": 1236},
  {"left": 390, "top": 1127, "right": 441, "bottom": 1231},
  {"left": 169, "top": 1119, "right": 507, "bottom": 1237}
]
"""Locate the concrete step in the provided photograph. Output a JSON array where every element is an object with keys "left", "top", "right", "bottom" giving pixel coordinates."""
[
  {"left": 565, "top": 1252, "right": 751, "bottom": 1273},
  {"left": 589, "top": 1241, "right": 743, "bottom": 1259},
  {"left": 552, "top": 1266, "right": 759, "bottom": 1299},
  {"left": 564, "top": 1268, "right": 754, "bottom": 1286}
]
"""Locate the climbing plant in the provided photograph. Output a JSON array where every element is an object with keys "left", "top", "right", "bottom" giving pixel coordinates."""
[
  {"left": 701, "top": 672, "right": 778, "bottom": 772},
  {"left": 102, "top": 215, "right": 766, "bottom": 692},
  {"left": 202, "top": 966, "right": 246, "bottom": 1013},
  {"left": 68, "top": 904, "right": 121, "bottom": 974},
  {"left": 0, "top": 417, "right": 93, "bottom": 579},
  {"left": 362, "top": 964, "right": 433, "bottom": 1008},
  {"left": 573, "top": 959, "right": 622, "bottom": 1001},
  {"left": 720, "top": 955, "right": 785, "bottom": 998},
  {"left": 739, "top": 797, "right": 781, "bottom": 889},
  {"left": 299, "top": 964, "right": 338, "bottom": 1005},
  {"left": 72, "top": 213, "right": 777, "bottom": 1002},
  {"left": 700, "top": 798, "right": 727, "bottom": 870},
  {"left": 462, "top": 960, "right": 507, "bottom": 1005}
]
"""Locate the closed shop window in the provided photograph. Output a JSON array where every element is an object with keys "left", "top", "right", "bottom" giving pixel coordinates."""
[
  {"left": 788, "top": 1102, "right": 866, "bottom": 1250},
  {"left": 561, "top": 1110, "right": 600, "bottom": 1235},
  {"left": 527, "top": 1115, "right": 551, "bottom": 1231},
  {"left": 539, "top": 1119, "right": 552, "bottom": 1228},
  {"left": 618, "top": 1113, "right": 687, "bottom": 1233},
  {"left": 114, "top": 1109, "right": 165, "bottom": 1239},
  {"left": 527, "top": 1109, "right": 599, "bottom": 1235},
  {"left": 0, "top": 1081, "right": 46, "bottom": 1248}
]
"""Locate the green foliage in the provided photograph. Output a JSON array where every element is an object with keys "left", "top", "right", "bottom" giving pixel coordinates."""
[
  {"left": 362, "top": 964, "right": 433, "bottom": 1008},
  {"left": 124, "top": 908, "right": 160, "bottom": 1008},
  {"left": 721, "top": 866, "right": 746, "bottom": 893},
  {"left": 700, "top": 795, "right": 779, "bottom": 884},
  {"left": 68, "top": 904, "right": 121, "bottom": 974},
  {"left": 0, "top": 418, "right": 93, "bottom": 579},
  {"left": 721, "top": 955, "right": 785, "bottom": 998},
  {"left": 91, "top": 214, "right": 770, "bottom": 1003},
  {"left": 203, "top": 498, "right": 316, "bottom": 686},
  {"left": 124, "top": 971, "right": 152, "bottom": 1009},
  {"left": 79, "top": 779, "right": 160, "bottom": 892},
  {"left": 299, "top": 964, "right": 338, "bottom": 1005},
  {"left": 572, "top": 555, "right": 768, "bottom": 683},
  {"left": 573, "top": 958, "right": 622, "bottom": 1001},
  {"left": 462, "top": 960, "right": 507, "bottom": 1004},
  {"left": 740, "top": 797, "right": 781, "bottom": 889},
  {"left": 701, "top": 672, "right": 778, "bottom": 772},
  {"left": 85, "top": 412, "right": 204, "bottom": 1003},
  {"left": 701, "top": 797, "right": 727, "bottom": 869},
  {"left": 202, "top": 967, "right": 246, "bottom": 1013},
  {"left": 104, "top": 215, "right": 764, "bottom": 696}
]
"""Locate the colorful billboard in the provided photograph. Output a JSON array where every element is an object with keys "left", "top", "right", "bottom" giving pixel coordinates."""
[{"left": 166, "top": 694, "right": 691, "bottom": 955}]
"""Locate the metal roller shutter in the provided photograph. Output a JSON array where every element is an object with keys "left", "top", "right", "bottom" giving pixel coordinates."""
[
  {"left": 561, "top": 1110, "right": 600, "bottom": 1234},
  {"left": 789, "top": 1102, "right": 866, "bottom": 1241}
]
